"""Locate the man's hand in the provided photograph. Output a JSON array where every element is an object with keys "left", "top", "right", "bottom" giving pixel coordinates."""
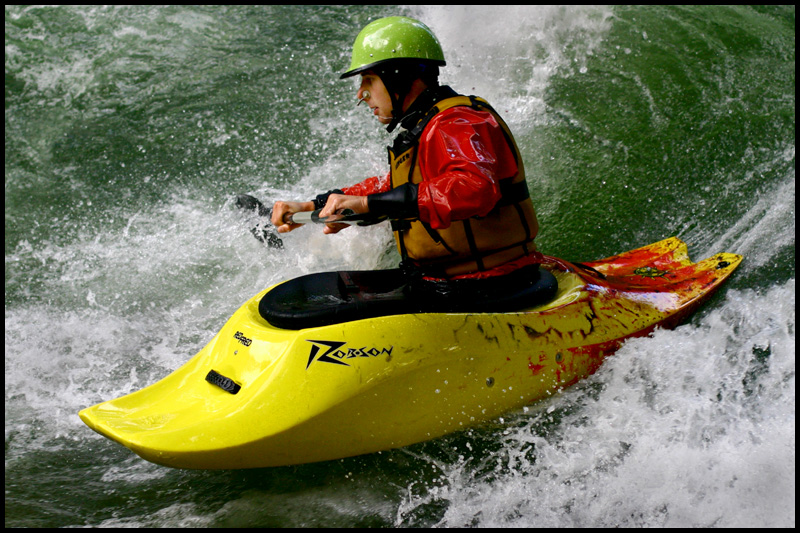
[
  {"left": 271, "top": 200, "right": 315, "bottom": 233},
  {"left": 317, "top": 194, "right": 369, "bottom": 234}
]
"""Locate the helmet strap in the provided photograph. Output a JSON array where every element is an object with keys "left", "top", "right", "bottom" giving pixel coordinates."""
[
  {"left": 386, "top": 92, "right": 405, "bottom": 133},
  {"left": 377, "top": 61, "right": 434, "bottom": 133}
]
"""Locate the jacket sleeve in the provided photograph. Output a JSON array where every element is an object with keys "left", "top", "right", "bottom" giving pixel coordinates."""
[
  {"left": 342, "top": 173, "right": 392, "bottom": 196},
  {"left": 311, "top": 174, "right": 391, "bottom": 209},
  {"left": 415, "top": 107, "right": 519, "bottom": 229}
]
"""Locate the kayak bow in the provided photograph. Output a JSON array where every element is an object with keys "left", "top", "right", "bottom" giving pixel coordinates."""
[{"left": 79, "top": 237, "right": 741, "bottom": 469}]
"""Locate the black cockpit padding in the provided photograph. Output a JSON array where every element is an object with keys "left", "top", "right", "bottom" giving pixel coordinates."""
[{"left": 259, "top": 266, "right": 558, "bottom": 330}]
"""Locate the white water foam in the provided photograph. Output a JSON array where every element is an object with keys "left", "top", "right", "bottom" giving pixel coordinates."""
[
  {"left": 411, "top": 5, "right": 613, "bottom": 132},
  {"left": 702, "top": 161, "right": 796, "bottom": 270}
]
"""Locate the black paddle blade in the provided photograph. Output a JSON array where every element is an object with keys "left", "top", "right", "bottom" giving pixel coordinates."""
[
  {"left": 235, "top": 194, "right": 283, "bottom": 249},
  {"left": 236, "top": 194, "right": 272, "bottom": 217}
]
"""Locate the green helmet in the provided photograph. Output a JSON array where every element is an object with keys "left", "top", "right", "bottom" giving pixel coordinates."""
[{"left": 340, "top": 16, "right": 446, "bottom": 79}]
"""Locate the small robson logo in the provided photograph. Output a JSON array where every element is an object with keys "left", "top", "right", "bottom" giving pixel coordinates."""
[
  {"left": 234, "top": 331, "right": 252, "bottom": 346},
  {"left": 305, "top": 340, "right": 393, "bottom": 370},
  {"left": 633, "top": 266, "right": 668, "bottom": 278}
]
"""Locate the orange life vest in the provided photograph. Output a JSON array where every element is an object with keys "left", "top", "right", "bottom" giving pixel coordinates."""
[{"left": 389, "top": 94, "right": 539, "bottom": 277}]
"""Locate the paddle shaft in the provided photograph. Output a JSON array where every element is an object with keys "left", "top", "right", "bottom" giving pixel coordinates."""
[{"left": 286, "top": 209, "right": 372, "bottom": 226}]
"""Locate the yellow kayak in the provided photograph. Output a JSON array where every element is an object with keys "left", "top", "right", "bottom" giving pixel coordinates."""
[{"left": 79, "top": 237, "right": 741, "bottom": 469}]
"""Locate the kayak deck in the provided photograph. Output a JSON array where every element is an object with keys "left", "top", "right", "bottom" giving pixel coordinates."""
[
  {"left": 259, "top": 264, "right": 559, "bottom": 330},
  {"left": 79, "top": 237, "right": 742, "bottom": 469}
]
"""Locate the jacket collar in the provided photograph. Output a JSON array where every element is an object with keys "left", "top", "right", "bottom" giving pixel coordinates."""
[{"left": 398, "top": 85, "right": 459, "bottom": 131}]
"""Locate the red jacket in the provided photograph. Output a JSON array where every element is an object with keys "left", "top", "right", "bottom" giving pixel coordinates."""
[
  {"left": 344, "top": 106, "right": 522, "bottom": 228},
  {"left": 343, "top": 106, "right": 541, "bottom": 279}
]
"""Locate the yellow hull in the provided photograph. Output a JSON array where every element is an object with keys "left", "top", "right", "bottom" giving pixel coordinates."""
[{"left": 79, "top": 238, "right": 741, "bottom": 469}]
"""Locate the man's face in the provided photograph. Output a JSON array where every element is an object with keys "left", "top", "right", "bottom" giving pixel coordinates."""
[{"left": 358, "top": 72, "right": 393, "bottom": 125}]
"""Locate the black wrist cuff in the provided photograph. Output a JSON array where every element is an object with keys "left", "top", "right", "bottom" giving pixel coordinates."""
[
  {"left": 367, "top": 183, "right": 419, "bottom": 219},
  {"left": 312, "top": 189, "right": 344, "bottom": 210}
]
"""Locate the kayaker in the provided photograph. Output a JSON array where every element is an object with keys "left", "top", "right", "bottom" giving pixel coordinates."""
[{"left": 271, "top": 16, "right": 543, "bottom": 308}]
